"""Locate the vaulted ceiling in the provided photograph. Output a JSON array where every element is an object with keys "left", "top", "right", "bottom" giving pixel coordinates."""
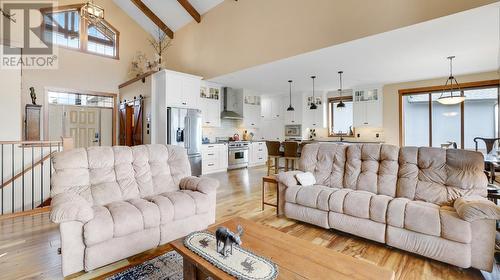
[{"left": 113, "top": 0, "right": 224, "bottom": 38}]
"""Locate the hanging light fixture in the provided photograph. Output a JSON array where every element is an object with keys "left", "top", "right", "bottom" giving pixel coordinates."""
[
  {"left": 310, "top": 76, "right": 317, "bottom": 110},
  {"left": 437, "top": 56, "right": 464, "bottom": 105},
  {"left": 81, "top": 0, "right": 105, "bottom": 23},
  {"left": 287, "top": 80, "right": 295, "bottom": 111},
  {"left": 336, "top": 71, "right": 346, "bottom": 109}
]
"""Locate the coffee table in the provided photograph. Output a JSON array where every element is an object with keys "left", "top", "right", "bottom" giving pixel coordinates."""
[{"left": 171, "top": 217, "right": 395, "bottom": 280}]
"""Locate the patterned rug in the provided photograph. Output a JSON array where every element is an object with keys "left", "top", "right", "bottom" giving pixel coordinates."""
[
  {"left": 184, "top": 231, "right": 278, "bottom": 280},
  {"left": 106, "top": 251, "right": 183, "bottom": 280}
]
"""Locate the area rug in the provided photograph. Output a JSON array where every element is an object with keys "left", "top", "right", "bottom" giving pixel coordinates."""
[
  {"left": 106, "top": 251, "right": 183, "bottom": 280},
  {"left": 184, "top": 231, "right": 278, "bottom": 280}
]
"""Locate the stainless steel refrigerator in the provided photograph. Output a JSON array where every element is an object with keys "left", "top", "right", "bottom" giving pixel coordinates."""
[{"left": 167, "top": 107, "right": 202, "bottom": 176}]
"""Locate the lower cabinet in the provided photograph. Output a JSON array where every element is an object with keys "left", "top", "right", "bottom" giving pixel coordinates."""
[
  {"left": 202, "top": 144, "right": 228, "bottom": 174},
  {"left": 249, "top": 141, "right": 267, "bottom": 167}
]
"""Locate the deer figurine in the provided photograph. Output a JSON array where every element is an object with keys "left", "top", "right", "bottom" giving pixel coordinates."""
[{"left": 215, "top": 225, "right": 244, "bottom": 256}]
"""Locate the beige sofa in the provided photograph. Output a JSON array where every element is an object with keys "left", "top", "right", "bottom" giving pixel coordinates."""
[
  {"left": 278, "top": 143, "right": 500, "bottom": 271},
  {"left": 49, "top": 144, "right": 218, "bottom": 276}
]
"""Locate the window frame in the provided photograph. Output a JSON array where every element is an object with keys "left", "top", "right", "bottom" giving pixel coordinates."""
[
  {"left": 398, "top": 79, "right": 500, "bottom": 148},
  {"left": 327, "top": 96, "right": 355, "bottom": 137},
  {"left": 40, "top": 4, "right": 120, "bottom": 60}
]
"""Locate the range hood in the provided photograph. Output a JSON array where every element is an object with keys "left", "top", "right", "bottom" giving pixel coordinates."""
[{"left": 221, "top": 87, "right": 244, "bottom": 120}]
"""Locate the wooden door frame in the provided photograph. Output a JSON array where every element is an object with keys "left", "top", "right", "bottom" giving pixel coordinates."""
[
  {"left": 43, "top": 87, "right": 118, "bottom": 145},
  {"left": 398, "top": 79, "right": 500, "bottom": 147}
]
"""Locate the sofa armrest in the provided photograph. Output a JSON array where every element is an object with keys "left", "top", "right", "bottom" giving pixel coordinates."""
[
  {"left": 454, "top": 195, "right": 500, "bottom": 222},
  {"left": 277, "top": 171, "right": 303, "bottom": 187},
  {"left": 179, "top": 176, "right": 219, "bottom": 195},
  {"left": 50, "top": 193, "right": 94, "bottom": 224}
]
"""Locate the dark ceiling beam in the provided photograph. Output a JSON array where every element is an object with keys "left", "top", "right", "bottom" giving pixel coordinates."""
[
  {"left": 130, "top": 0, "right": 174, "bottom": 38},
  {"left": 177, "top": 0, "right": 201, "bottom": 23}
]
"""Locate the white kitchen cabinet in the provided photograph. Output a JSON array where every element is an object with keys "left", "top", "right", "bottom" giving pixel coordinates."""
[
  {"left": 201, "top": 143, "right": 228, "bottom": 174},
  {"left": 249, "top": 141, "right": 267, "bottom": 167},
  {"left": 155, "top": 70, "right": 201, "bottom": 110},
  {"left": 261, "top": 95, "right": 285, "bottom": 120},
  {"left": 284, "top": 94, "right": 302, "bottom": 125},
  {"left": 302, "top": 95, "right": 326, "bottom": 129},
  {"left": 353, "top": 88, "right": 383, "bottom": 128},
  {"left": 200, "top": 82, "right": 221, "bottom": 127},
  {"left": 243, "top": 104, "right": 261, "bottom": 128}
]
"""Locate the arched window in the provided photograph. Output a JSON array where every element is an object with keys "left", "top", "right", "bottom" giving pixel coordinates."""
[{"left": 41, "top": 4, "right": 119, "bottom": 59}]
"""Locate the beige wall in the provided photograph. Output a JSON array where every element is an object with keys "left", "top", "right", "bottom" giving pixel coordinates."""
[
  {"left": 382, "top": 71, "right": 500, "bottom": 146},
  {"left": 15, "top": 0, "right": 154, "bottom": 140},
  {"left": 166, "top": 0, "right": 496, "bottom": 79}
]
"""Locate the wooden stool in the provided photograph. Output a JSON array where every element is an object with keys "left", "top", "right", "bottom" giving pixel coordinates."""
[
  {"left": 262, "top": 175, "right": 279, "bottom": 215},
  {"left": 266, "top": 141, "right": 284, "bottom": 175},
  {"left": 283, "top": 141, "right": 299, "bottom": 171}
]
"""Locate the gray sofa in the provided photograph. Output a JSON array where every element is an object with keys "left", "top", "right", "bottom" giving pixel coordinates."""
[
  {"left": 278, "top": 143, "right": 500, "bottom": 271},
  {"left": 49, "top": 144, "right": 218, "bottom": 276}
]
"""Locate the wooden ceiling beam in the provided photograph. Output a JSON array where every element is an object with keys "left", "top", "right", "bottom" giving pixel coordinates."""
[
  {"left": 177, "top": 0, "right": 201, "bottom": 23},
  {"left": 130, "top": 0, "right": 174, "bottom": 39}
]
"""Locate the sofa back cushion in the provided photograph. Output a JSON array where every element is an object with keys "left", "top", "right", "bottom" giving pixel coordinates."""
[
  {"left": 397, "top": 147, "right": 487, "bottom": 205},
  {"left": 299, "top": 143, "right": 399, "bottom": 196},
  {"left": 51, "top": 144, "right": 191, "bottom": 206}
]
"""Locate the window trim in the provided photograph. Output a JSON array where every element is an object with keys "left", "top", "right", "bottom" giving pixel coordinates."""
[
  {"left": 327, "top": 96, "right": 355, "bottom": 137},
  {"left": 398, "top": 79, "right": 500, "bottom": 148},
  {"left": 40, "top": 4, "right": 120, "bottom": 60}
]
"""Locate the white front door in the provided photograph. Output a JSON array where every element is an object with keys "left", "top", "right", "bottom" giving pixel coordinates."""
[{"left": 65, "top": 106, "right": 100, "bottom": 148}]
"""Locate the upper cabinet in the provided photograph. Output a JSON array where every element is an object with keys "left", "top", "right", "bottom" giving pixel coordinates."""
[
  {"left": 200, "top": 82, "right": 222, "bottom": 127},
  {"left": 243, "top": 91, "right": 261, "bottom": 128},
  {"left": 284, "top": 94, "right": 302, "bottom": 125},
  {"left": 154, "top": 70, "right": 202, "bottom": 110},
  {"left": 302, "top": 92, "right": 326, "bottom": 129},
  {"left": 261, "top": 95, "right": 284, "bottom": 120},
  {"left": 352, "top": 88, "right": 383, "bottom": 128}
]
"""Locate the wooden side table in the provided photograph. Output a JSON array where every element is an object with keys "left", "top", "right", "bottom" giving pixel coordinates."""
[{"left": 262, "top": 175, "right": 279, "bottom": 215}]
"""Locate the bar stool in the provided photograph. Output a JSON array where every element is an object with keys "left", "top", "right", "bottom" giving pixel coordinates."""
[
  {"left": 266, "top": 141, "right": 284, "bottom": 175},
  {"left": 283, "top": 141, "right": 300, "bottom": 171}
]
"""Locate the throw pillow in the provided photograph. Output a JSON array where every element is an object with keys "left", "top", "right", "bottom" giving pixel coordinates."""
[{"left": 296, "top": 172, "right": 316, "bottom": 186}]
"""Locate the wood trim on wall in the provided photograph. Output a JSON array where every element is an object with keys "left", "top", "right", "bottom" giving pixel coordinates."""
[{"left": 398, "top": 79, "right": 500, "bottom": 147}]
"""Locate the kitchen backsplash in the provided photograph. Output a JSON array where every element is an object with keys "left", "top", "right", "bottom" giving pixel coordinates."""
[{"left": 202, "top": 119, "right": 259, "bottom": 142}]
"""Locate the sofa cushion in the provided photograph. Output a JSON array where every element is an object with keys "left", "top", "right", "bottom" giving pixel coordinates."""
[
  {"left": 343, "top": 191, "right": 374, "bottom": 219},
  {"left": 404, "top": 201, "right": 441, "bottom": 237},
  {"left": 370, "top": 194, "right": 393, "bottom": 223},
  {"left": 299, "top": 144, "right": 347, "bottom": 188},
  {"left": 149, "top": 190, "right": 210, "bottom": 223},
  {"left": 387, "top": 197, "right": 411, "bottom": 228},
  {"left": 128, "top": 198, "right": 161, "bottom": 229},
  {"left": 285, "top": 185, "right": 337, "bottom": 211},
  {"left": 328, "top": 188, "right": 353, "bottom": 213},
  {"left": 440, "top": 206, "right": 471, "bottom": 244},
  {"left": 84, "top": 206, "right": 114, "bottom": 246}
]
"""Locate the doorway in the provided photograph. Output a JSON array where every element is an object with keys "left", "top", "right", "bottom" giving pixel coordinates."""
[{"left": 47, "top": 90, "right": 116, "bottom": 148}]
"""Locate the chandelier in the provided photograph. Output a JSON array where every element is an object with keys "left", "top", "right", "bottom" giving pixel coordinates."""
[
  {"left": 437, "top": 56, "right": 464, "bottom": 105},
  {"left": 336, "top": 71, "right": 345, "bottom": 109},
  {"left": 81, "top": 0, "right": 104, "bottom": 23}
]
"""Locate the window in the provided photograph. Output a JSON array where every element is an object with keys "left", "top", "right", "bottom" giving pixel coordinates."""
[
  {"left": 400, "top": 81, "right": 499, "bottom": 150},
  {"left": 328, "top": 96, "right": 354, "bottom": 136},
  {"left": 48, "top": 91, "right": 114, "bottom": 108},
  {"left": 42, "top": 5, "right": 119, "bottom": 58}
]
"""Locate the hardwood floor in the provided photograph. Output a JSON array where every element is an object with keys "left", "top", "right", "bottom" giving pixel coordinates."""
[{"left": 0, "top": 166, "right": 498, "bottom": 279}]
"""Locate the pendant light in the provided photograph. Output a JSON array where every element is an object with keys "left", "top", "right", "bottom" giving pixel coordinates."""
[
  {"left": 437, "top": 56, "right": 464, "bottom": 105},
  {"left": 336, "top": 71, "right": 346, "bottom": 109},
  {"left": 287, "top": 80, "right": 295, "bottom": 111},
  {"left": 310, "top": 76, "right": 317, "bottom": 110}
]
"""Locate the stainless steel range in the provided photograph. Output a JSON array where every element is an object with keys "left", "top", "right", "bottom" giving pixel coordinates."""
[{"left": 227, "top": 141, "right": 249, "bottom": 170}]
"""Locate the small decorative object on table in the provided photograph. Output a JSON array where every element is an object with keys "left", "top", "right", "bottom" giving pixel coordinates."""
[
  {"left": 216, "top": 225, "right": 244, "bottom": 256},
  {"left": 29, "top": 87, "right": 37, "bottom": 105}
]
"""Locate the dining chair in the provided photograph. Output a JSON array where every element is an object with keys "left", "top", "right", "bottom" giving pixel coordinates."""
[
  {"left": 473, "top": 137, "right": 500, "bottom": 182},
  {"left": 266, "top": 141, "right": 284, "bottom": 175},
  {"left": 283, "top": 141, "right": 300, "bottom": 171}
]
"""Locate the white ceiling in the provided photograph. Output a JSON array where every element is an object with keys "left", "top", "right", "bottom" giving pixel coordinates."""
[
  {"left": 210, "top": 2, "right": 500, "bottom": 94},
  {"left": 113, "top": 0, "right": 224, "bottom": 35}
]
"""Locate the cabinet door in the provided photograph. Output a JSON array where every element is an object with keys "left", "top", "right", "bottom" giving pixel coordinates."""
[
  {"left": 353, "top": 101, "right": 366, "bottom": 127},
  {"left": 166, "top": 74, "right": 182, "bottom": 107},
  {"left": 181, "top": 77, "right": 200, "bottom": 109},
  {"left": 219, "top": 145, "right": 228, "bottom": 169},
  {"left": 244, "top": 104, "right": 260, "bottom": 128},
  {"left": 271, "top": 96, "right": 283, "bottom": 119},
  {"left": 365, "top": 101, "right": 382, "bottom": 127},
  {"left": 201, "top": 98, "right": 220, "bottom": 127},
  {"left": 261, "top": 98, "right": 272, "bottom": 120}
]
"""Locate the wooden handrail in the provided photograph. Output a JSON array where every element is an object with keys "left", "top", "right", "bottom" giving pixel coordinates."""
[
  {"left": 0, "top": 151, "right": 56, "bottom": 189},
  {"left": 0, "top": 140, "right": 62, "bottom": 145}
]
